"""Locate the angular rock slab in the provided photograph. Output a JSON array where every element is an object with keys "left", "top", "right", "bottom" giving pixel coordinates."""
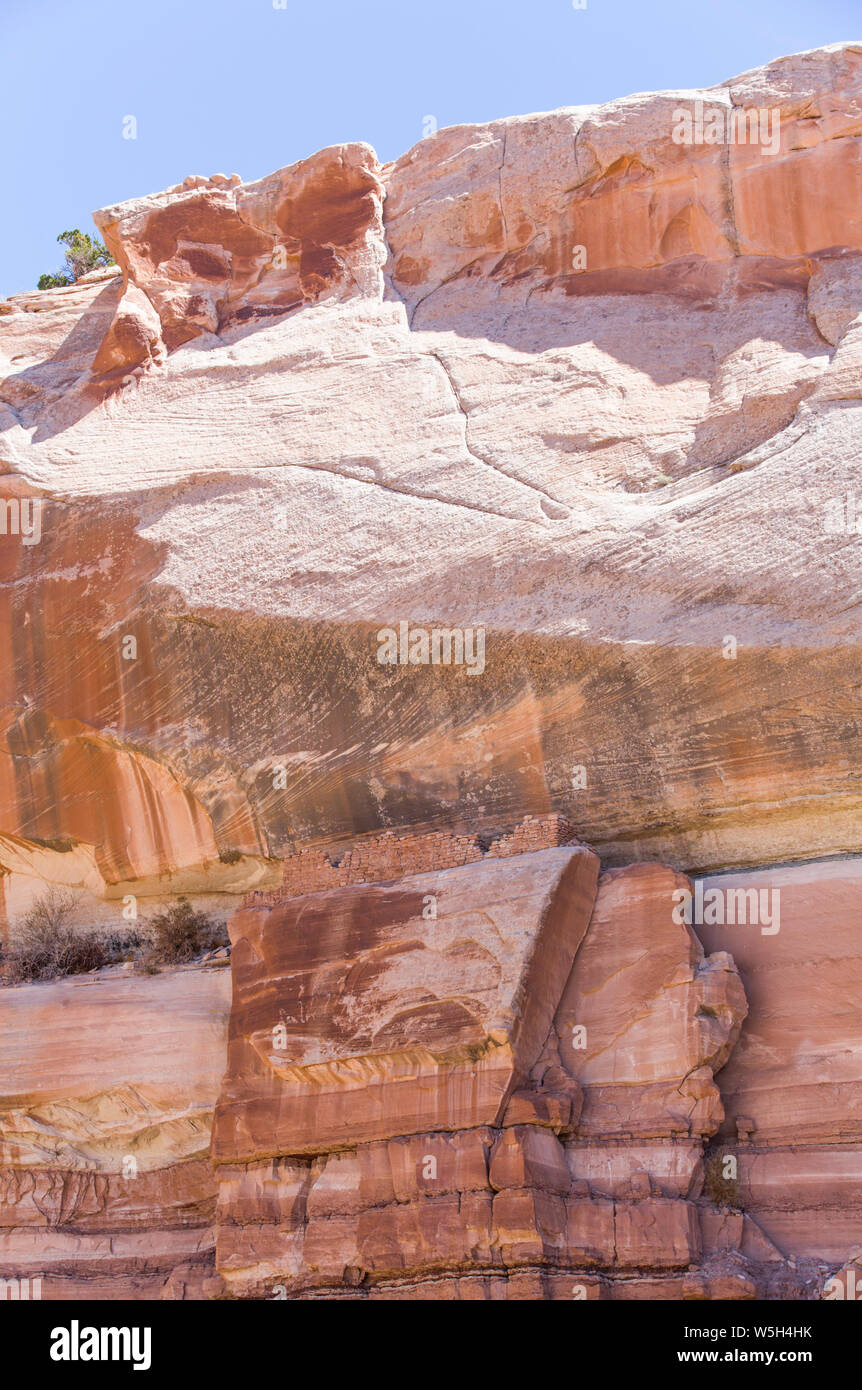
[
  {"left": 555, "top": 863, "right": 748, "bottom": 1139},
  {"left": 695, "top": 860, "right": 862, "bottom": 1147},
  {"left": 696, "top": 859, "right": 862, "bottom": 1264},
  {"left": 0, "top": 966, "right": 231, "bottom": 1168},
  {"left": 212, "top": 846, "right": 599, "bottom": 1161},
  {"left": 0, "top": 965, "right": 230, "bottom": 1298}
]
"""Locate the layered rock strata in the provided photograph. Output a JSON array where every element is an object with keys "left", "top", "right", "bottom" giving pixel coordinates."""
[
  {"left": 0, "top": 42, "right": 859, "bottom": 1299},
  {"left": 696, "top": 859, "right": 862, "bottom": 1265},
  {"left": 0, "top": 964, "right": 230, "bottom": 1299},
  {"left": 212, "top": 849, "right": 772, "bottom": 1299},
  {"left": 0, "top": 45, "right": 860, "bottom": 892}
]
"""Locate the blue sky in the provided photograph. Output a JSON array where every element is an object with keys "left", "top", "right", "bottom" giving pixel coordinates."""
[{"left": 1, "top": 0, "right": 858, "bottom": 297}]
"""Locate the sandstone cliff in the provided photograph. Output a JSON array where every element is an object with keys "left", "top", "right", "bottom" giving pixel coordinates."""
[{"left": 0, "top": 42, "right": 859, "bottom": 1299}]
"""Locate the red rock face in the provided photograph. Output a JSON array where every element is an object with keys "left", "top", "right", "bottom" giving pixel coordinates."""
[
  {"left": 0, "top": 44, "right": 860, "bottom": 1300},
  {"left": 211, "top": 850, "right": 861, "bottom": 1298},
  {"left": 213, "top": 848, "right": 599, "bottom": 1166},
  {"left": 0, "top": 965, "right": 230, "bottom": 1298},
  {"left": 385, "top": 46, "right": 862, "bottom": 309},
  {"left": 95, "top": 145, "right": 384, "bottom": 350},
  {"left": 695, "top": 861, "right": 862, "bottom": 1264},
  {"left": 555, "top": 864, "right": 747, "bottom": 1141},
  {"left": 211, "top": 849, "right": 777, "bottom": 1299}
]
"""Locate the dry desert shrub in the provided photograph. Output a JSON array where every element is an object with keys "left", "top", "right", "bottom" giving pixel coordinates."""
[
  {"left": 5, "top": 887, "right": 104, "bottom": 983},
  {"left": 4, "top": 888, "right": 152, "bottom": 983},
  {"left": 702, "top": 1146, "right": 743, "bottom": 1209},
  {"left": 148, "top": 898, "right": 227, "bottom": 964},
  {"left": 2, "top": 889, "right": 227, "bottom": 982}
]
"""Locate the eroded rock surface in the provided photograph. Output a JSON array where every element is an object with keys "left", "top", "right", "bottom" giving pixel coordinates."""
[
  {"left": 0, "top": 43, "right": 859, "bottom": 1299},
  {"left": 556, "top": 864, "right": 747, "bottom": 1141},
  {"left": 0, "top": 965, "right": 230, "bottom": 1298},
  {"left": 213, "top": 847, "right": 600, "bottom": 1165},
  {"left": 696, "top": 860, "right": 862, "bottom": 1264},
  {"left": 211, "top": 849, "right": 773, "bottom": 1299},
  {"left": 0, "top": 45, "right": 859, "bottom": 900}
]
